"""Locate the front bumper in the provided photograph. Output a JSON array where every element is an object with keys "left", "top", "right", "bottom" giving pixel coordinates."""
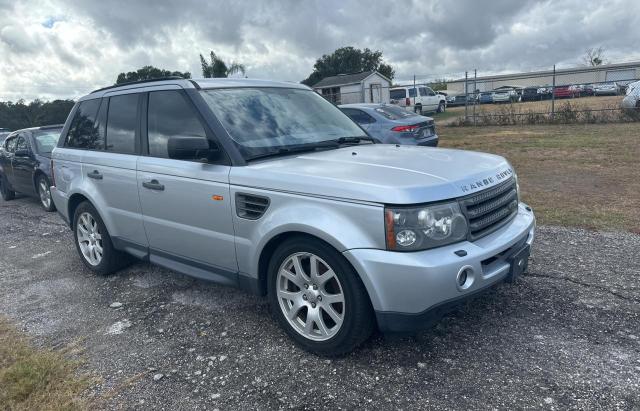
[{"left": 343, "top": 203, "right": 535, "bottom": 332}]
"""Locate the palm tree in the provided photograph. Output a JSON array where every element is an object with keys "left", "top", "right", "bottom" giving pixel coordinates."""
[{"left": 200, "top": 51, "right": 246, "bottom": 78}]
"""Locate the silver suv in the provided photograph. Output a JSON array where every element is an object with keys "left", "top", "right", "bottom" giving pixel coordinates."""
[{"left": 51, "top": 78, "right": 535, "bottom": 355}]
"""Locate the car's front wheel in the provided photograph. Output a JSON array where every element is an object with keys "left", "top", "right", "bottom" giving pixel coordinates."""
[
  {"left": 73, "top": 201, "right": 128, "bottom": 275},
  {"left": 268, "top": 237, "right": 374, "bottom": 356},
  {"left": 437, "top": 101, "right": 446, "bottom": 113},
  {"left": 36, "top": 174, "right": 56, "bottom": 212},
  {"left": 0, "top": 173, "right": 15, "bottom": 201}
]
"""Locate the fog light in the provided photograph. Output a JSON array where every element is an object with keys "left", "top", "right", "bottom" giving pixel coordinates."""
[
  {"left": 458, "top": 270, "right": 467, "bottom": 287},
  {"left": 456, "top": 266, "right": 475, "bottom": 291}
]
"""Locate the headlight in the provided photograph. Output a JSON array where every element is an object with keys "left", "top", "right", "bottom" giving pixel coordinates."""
[{"left": 385, "top": 202, "right": 468, "bottom": 251}]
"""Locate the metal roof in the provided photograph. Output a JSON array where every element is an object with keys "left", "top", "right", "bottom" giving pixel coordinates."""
[{"left": 313, "top": 71, "right": 383, "bottom": 88}]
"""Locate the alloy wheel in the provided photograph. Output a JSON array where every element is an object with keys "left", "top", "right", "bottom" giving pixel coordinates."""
[
  {"left": 39, "top": 179, "right": 51, "bottom": 209},
  {"left": 76, "top": 212, "right": 103, "bottom": 266},
  {"left": 276, "top": 252, "right": 345, "bottom": 341}
]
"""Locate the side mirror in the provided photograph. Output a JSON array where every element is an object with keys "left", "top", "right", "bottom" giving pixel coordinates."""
[
  {"left": 14, "top": 148, "right": 31, "bottom": 157},
  {"left": 167, "top": 137, "right": 219, "bottom": 161}
]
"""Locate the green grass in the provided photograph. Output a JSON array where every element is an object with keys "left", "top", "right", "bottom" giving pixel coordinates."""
[
  {"left": 0, "top": 317, "right": 91, "bottom": 410},
  {"left": 439, "top": 123, "right": 640, "bottom": 233}
]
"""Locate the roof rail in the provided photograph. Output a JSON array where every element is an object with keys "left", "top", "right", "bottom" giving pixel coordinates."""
[{"left": 91, "top": 76, "right": 188, "bottom": 93}]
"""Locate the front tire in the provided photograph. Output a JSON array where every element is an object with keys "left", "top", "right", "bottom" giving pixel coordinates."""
[
  {"left": 268, "top": 237, "right": 374, "bottom": 356},
  {"left": 0, "top": 173, "right": 15, "bottom": 201},
  {"left": 73, "top": 201, "right": 128, "bottom": 276},
  {"left": 437, "top": 101, "right": 446, "bottom": 113},
  {"left": 36, "top": 174, "right": 56, "bottom": 212}
]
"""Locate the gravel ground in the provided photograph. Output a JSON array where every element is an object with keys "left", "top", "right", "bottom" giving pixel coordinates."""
[{"left": 1, "top": 196, "right": 639, "bottom": 410}]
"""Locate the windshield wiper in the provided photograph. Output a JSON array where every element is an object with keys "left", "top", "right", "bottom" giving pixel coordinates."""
[{"left": 245, "top": 136, "right": 375, "bottom": 162}]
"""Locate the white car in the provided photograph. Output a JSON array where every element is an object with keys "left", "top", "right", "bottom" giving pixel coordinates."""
[
  {"left": 621, "top": 80, "right": 640, "bottom": 110},
  {"left": 389, "top": 86, "right": 446, "bottom": 114},
  {"left": 491, "top": 89, "right": 518, "bottom": 103}
]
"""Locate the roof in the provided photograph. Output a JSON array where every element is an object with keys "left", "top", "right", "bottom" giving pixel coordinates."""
[
  {"left": 312, "top": 71, "right": 390, "bottom": 88},
  {"left": 449, "top": 60, "right": 640, "bottom": 84},
  {"left": 83, "top": 78, "right": 310, "bottom": 101}
]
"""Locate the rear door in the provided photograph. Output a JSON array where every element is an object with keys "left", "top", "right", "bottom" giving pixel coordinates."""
[
  {"left": 137, "top": 89, "right": 237, "bottom": 281},
  {"left": 11, "top": 133, "right": 37, "bottom": 194},
  {"left": 340, "top": 108, "right": 376, "bottom": 131},
  {"left": 78, "top": 93, "right": 148, "bottom": 250}
]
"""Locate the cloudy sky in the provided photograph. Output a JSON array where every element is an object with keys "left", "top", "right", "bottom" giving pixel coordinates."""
[{"left": 1, "top": 0, "right": 638, "bottom": 101}]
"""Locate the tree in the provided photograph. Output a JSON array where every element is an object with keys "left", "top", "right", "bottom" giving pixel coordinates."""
[
  {"left": 301, "top": 46, "right": 395, "bottom": 86},
  {"left": 428, "top": 78, "right": 448, "bottom": 91},
  {"left": 582, "top": 47, "right": 607, "bottom": 67},
  {"left": 115, "top": 65, "right": 191, "bottom": 85},
  {"left": 200, "top": 51, "right": 246, "bottom": 78},
  {"left": 0, "top": 99, "right": 75, "bottom": 130}
]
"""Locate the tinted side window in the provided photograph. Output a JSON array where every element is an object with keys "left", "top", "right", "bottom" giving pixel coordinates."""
[
  {"left": 426, "top": 87, "right": 436, "bottom": 96},
  {"left": 419, "top": 87, "right": 428, "bottom": 96},
  {"left": 408, "top": 88, "right": 417, "bottom": 98},
  {"left": 341, "top": 108, "right": 375, "bottom": 124},
  {"left": 106, "top": 94, "right": 139, "bottom": 154},
  {"left": 65, "top": 99, "right": 103, "bottom": 149},
  {"left": 147, "top": 90, "right": 207, "bottom": 158}
]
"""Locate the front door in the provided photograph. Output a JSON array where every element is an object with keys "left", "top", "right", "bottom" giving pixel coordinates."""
[
  {"left": 137, "top": 90, "right": 237, "bottom": 282},
  {"left": 369, "top": 84, "right": 382, "bottom": 103}
]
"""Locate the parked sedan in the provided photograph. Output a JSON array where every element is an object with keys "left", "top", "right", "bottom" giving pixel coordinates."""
[
  {"left": 445, "top": 94, "right": 471, "bottom": 107},
  {"left": 593, "top": 82, "right": 618, "bottom": 96},
  {"left": 0, "top": 125, "right": 63, "bottom": 210},
  {"left": 492, "top": 89, "right": 518, "bottom": 103},
  {"left": 521, "top": 87, "right": 541, "bottom": 102},
  {"left": 339, "top": 104, "right": 438, "bottom": 146},
  {"left": 553, "top": 85, "right": 579, "bottom": 99},
  {"left": 479, "top": 92, "right": 494, "bottom": 104}
]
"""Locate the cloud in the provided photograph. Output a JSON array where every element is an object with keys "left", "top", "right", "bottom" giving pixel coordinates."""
[{"left": 0, "top": 0, "right": 639, "bottom": 101}]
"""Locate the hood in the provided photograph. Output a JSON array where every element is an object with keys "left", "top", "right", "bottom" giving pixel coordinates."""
[{"left": 230, "top": 145, "right": 514, "bottom": 204}]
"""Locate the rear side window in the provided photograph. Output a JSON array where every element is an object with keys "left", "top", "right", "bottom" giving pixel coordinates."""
[
  {"left": 106, "top": 94, "right": 139, "bottom": 154},
  {"left": 408, "top": 88, "right": 417, "bottom": 98},
  {"left": 65, "top": 99, "right": 103, "bottom": 149},
  {"left": 147, "top": 90, "right": 207, "bottom": 158},
  {"left": 340, "top": 108, "right": 375, "bottom": 124},
  {"left": 390, "top": 89, "right": 406, "bottom": 100}
]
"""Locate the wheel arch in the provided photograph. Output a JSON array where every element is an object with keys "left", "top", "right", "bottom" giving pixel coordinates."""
[
  {"left": 67, "top": 192, "right": 92, "bottom": 228},
  {"left": 255, "top": 231, "right": 373, "bottom": 306}
]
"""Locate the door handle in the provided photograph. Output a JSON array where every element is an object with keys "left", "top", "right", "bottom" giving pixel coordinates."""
[
  {"left": 142, "top": 179, "right": 165, "bottom": 191},
  {"left": 87, "top": 170, "right": 103, "bottom": 180}
]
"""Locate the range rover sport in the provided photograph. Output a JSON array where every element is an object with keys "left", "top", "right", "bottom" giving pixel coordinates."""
[{"left": 51, "top": 78, "right": 535, "bottom": 356}]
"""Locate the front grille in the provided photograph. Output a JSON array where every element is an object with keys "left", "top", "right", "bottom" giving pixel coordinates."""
[{"left": 459, "top": 178, "right": 518, "bottom": 240}]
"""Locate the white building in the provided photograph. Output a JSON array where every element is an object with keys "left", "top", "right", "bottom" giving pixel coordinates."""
[
  {"left": 447, "top": 61, "right": 640, "bottom": 93},
  {"left": 312, "top": 71, "right": 392, "bottom": 104}
]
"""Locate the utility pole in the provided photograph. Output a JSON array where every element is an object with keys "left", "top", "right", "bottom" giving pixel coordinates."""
[
  {"left": 413, "top": 75, "right": 416, "bottom": 109},
  {"left": 464, "top": 71, "right": 468, "bottom": 122},
  {"left": 473, "top": 69, "right": 477, "bottom": 127},
  {"left": 551, "top": 64, "right": 556, "bottom": 120}
]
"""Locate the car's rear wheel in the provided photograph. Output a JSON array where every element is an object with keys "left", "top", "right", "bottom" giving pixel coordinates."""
[
  {"left": 73, "top": 201, "right": 128, "bottom": 275},
  {"left": 437, "top": 101, "right": 446, "bottom": 113},
  {"left": 414, "top": 104, "right": 423, "bottom": 115},
  {"left": 36, "top": 174, "right": 56, "bottom": 212},
  {"left": 0, "top": 173, "right": 15, "bottom": 201},
  {"left": 268, "top": 237, "right": 374, "bottom": 356}
]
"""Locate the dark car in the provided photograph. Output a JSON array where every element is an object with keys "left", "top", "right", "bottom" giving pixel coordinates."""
[
  {"left": 521, "top": 87, "right": 542, "bottom": 102},
  {"left": 0, "top": 125, "right": 63, "bottom": 211}
]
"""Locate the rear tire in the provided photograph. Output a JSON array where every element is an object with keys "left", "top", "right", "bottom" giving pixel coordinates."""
[
  {"left": 0, "top": 173, "right": 15, "bottom": 201},
  {"left": 72, "top": 201, "right": 129, "bottom": 276},
  {"left": 267, "top": 236, "right": 374, "bottom": 356},
  {"left": 36, "top": 174, "right": 56, "bottom": 212},
  {"left": 414, "top": 104, "right": 423, "bottom": 115}
]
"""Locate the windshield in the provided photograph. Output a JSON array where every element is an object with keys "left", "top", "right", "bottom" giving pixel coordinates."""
[
  {"left": 200, "top": 88, "right": 366, "bottom": 159},
  {"left": 33, "top": 129, "right": 62, "bottom": 153},
  {"left": 374, "top": 105, "right": 417, "bottom": 120}
]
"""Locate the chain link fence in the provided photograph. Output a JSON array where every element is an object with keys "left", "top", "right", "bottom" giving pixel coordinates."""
[{"left": 314, "top": 61, "right": 640, "bottom": 126}]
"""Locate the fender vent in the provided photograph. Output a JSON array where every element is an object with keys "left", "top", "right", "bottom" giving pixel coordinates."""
[{"left": 236, "top": 193, "right": 270, "bottom": 220}]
